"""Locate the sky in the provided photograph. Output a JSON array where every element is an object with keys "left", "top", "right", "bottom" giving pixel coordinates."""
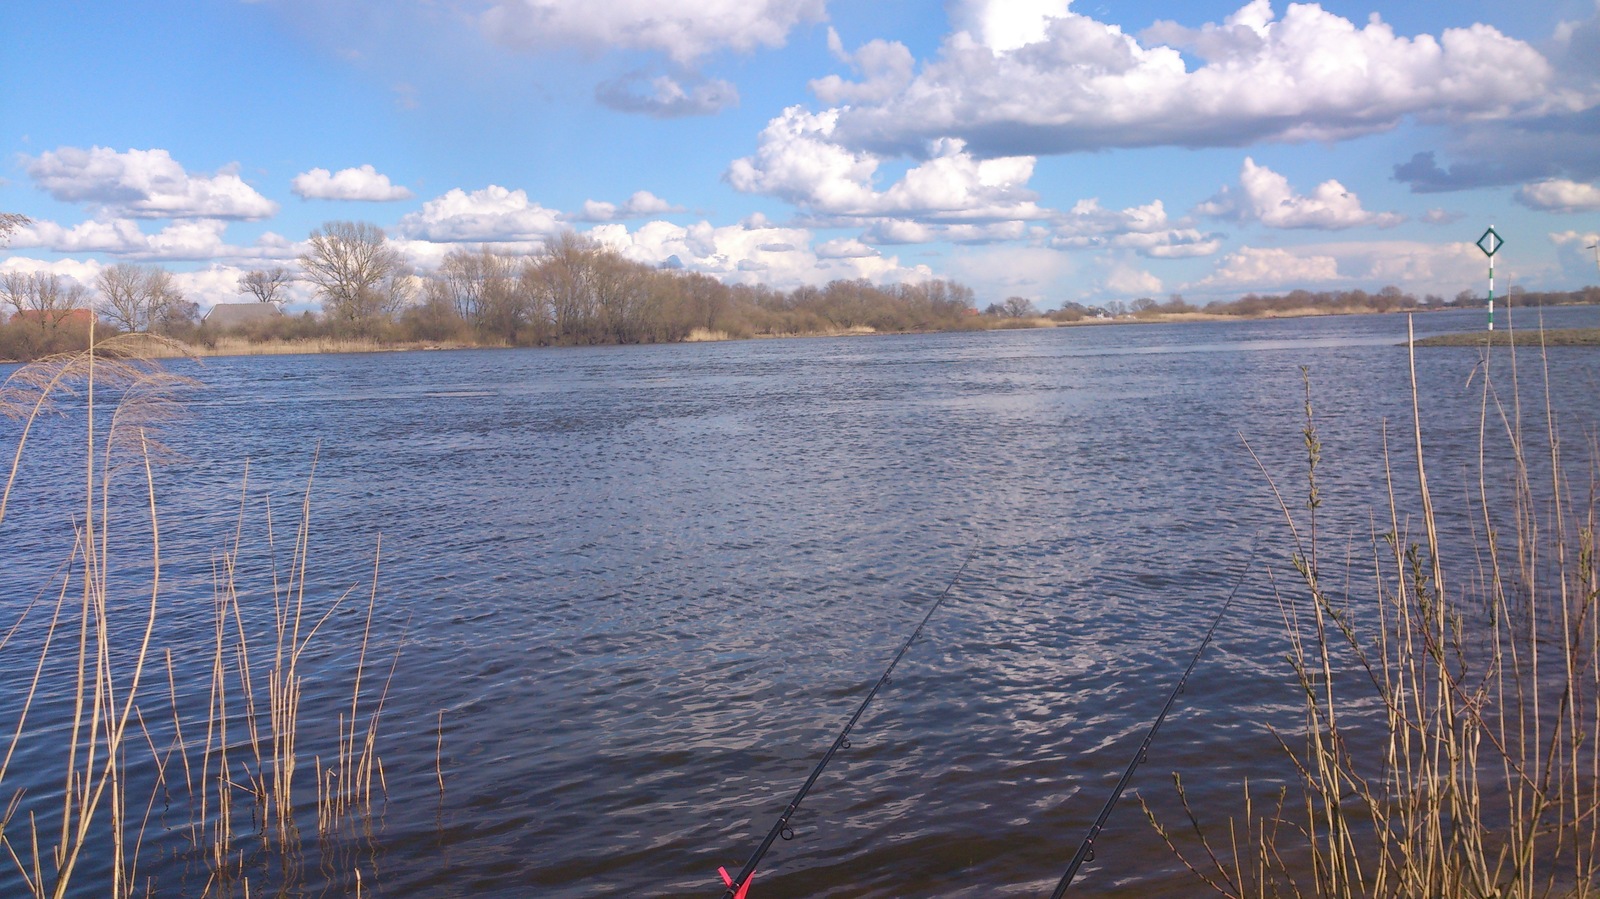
[{"left": 2, "top": 0, "right": 1599, "bottom": 312}]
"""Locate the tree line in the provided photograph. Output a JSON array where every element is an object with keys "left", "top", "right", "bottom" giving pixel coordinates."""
[
  {"left": 298, "top": 223, "right": 982, "bottom": 346},
  {"left": 1046, "top": 283, "right": 1600, "bottom": 323},
  {"left": 1, "top": 219, "right": 986, "bottom": 360},
  {"left": 4, "top": 213, "right": 1600, "bottom": 362}
]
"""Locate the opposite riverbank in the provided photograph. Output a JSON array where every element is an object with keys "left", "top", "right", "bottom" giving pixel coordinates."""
[
  {"left": 6, "top": 304, "right": 1599, "bottom": 363},
  {"left": 1413, "top": 327, "right": 1600, "bottom": 346}
]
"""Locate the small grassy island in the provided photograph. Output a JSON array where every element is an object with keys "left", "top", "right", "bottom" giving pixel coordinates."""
[{"left": 1412, "top": 328, "right": 1600, "bottom": 347}]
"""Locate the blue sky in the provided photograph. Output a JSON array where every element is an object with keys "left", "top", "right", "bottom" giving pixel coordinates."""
[{"left": 3, "top": 0, "right": 1598, "bottom": 311}]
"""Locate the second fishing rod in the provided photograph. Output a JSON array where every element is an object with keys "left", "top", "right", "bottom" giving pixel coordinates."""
[
  {"left": 1048, "top": 548, "right": 1257, "bottom": 896},
  {"left": 717, "top": 550, "right": 978, "bottom": 899}
]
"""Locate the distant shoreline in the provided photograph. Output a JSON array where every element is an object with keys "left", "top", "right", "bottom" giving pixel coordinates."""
[
  {"left": 4, "top": 304, "right": 1597, "bottom": 364},
  {"left": 1412, "top": 328, "right": 1600, "bottom": 347}
]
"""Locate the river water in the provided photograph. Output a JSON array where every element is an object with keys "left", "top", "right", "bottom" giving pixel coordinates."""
[{"left": 3, "top": 307, "right": 1599, "bottom": 897}]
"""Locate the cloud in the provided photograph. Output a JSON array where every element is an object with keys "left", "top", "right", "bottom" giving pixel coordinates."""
[
  {"left": 290, "top": 164, "right": 414, "bottom": 201},
  {"left": 1195, "top": 239, "right": 1486, "bottom": 295},
  {"left": 596, "top": 71, "right": 739, "bottom": 117},
  {"left": 1198, "top": 245, "right": 1342, "bottom": 288},
  {"left": 810, "top": 29, "right": 914, "bottom": 104},
  {"left": 23, "top": 146, "right": 279, "bottom": 220},
  {"left": 814, "top": 1, "right": 1560, "bottom": 158},
  {"left": 588, "top": 215, "right": 932, "bottom": 287},
  {"left": 1048, "top": 198, "right": 1223, "bottom": 257},
  {"left": 942, "top": 243, "right": 1075, "bottom": 299},
  {"left": 1422, "top": 208, "right": 1463, "bottom": 225},
  {"left": 7, "top": 216, "right": 298, "bottom": 263},
  {"left": 860, "top": 219, "right": 1031, "bottom": 245},
  {"left": 1516, "top": 178, "right": 1600, "bottom": 212},
  {"left": 396, "top": 185, "right": 564, "bottom": 242},
  {"left": 1198, "top": 158, "right": 1403, "bottom": 229},
  {"left": 1391, "top": 10, "right": 1600, "bottom": 193},
  {"left": 1552, "top": 230, "right": 1600, "bottom": 250},
  {"left": 1102, "top": 263, "right": 1163, "bottom": 297},
  {"left": 575, "top": 190, "right": 683, "bottom": 222},
  {"left": 480, "top": 0, "right": 827, "bottom": 63},
  {"left": 815, "top": 237, "right": 880, "bottom": 259},
  {"left": 728, "top": 108, "right": 1045, "bottom": 220},
  {"left": 949, "top": 0, "right": 1073, "bottom": 53},
  {"left": 1391, "top": 150, "right": 1528, "bottom": 193},
  {"left": 1393, "top": 115, "right": 1600, "bottom": 193},
  {"left": 0, "top": 256, "right": 104, "bottom": 289},
  {"left": 1551, "top": 230, "right": 1600, "bottom": 279}
]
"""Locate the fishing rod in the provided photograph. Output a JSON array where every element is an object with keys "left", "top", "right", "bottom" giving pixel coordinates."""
[
  {"left": 1049, "top": 551, "right": 1256, "bottom": 898},
  {"left": 717, "top": 551, "right": 978, "bottom": 899}
]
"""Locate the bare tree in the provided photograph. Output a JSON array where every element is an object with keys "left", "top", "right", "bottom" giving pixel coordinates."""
[
  {"left": 528, "top": 231, "right": 604, "bottom": 342},
  {"left": 97, "top": 263, "right": 183, "bottom": 332},
  {"left": 238, "top": 267, "right": 291, "bottom": 304},
  {"left": 2, "top": 271, "right": 90, "bottom": 326},
  {"left": 1001, "top": 296, "right": 1038, "bottom": 318},
  {"left": 297, "top": 221, "right": 410, "bottom": 336},
  {"left": 429, "top": 247, "right": 531, "bottom": 343},
  {"left": 153, "top": 297, "right": 201, "bottom": 335},
  {"left": 0, "top": 212, "right": 30, "bottom": 247}
]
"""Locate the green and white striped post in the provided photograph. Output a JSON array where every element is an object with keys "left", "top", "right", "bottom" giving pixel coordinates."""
[{"left": 1477, "top": 226, "right": 1503, "bottom": 332}]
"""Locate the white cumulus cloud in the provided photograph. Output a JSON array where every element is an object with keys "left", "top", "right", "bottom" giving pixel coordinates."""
[
  {"left": 1551, "top": 230, "right": 1600, "bottom": 279},
  {"left": 396, "top": 185, "right": 565, "bottom": 242},
  {"left": 818, "top": 1, "right": 1558, "bottom": 157},
  {"left": 1199, "top": 246, "right": 1343, "bottom": 288},
  {"left": 949, "top": 0, "right": 1073, "bottom": 53},
  {"left": 576, "top": 191, "right": 683, "bottom": 222},
  {"left": 7, "top": 216, "right": 298, "bottom": 263},
  {"left": 0, "top": 256, "right": 104, "bottom": 289},
  {"left": 480, "top": 0, "right": 827, "bottom": 63},
  {"left": 590, "top": 216, "right": 931, "bottom": 287},
  {"left": 1195, "top": 239, "right": 1486, "bottom": 296},
  {"left": 815, "top": 237, "right": 881, "bottom": 259},
  {"left": 1103, "top": 264, "right": 1163, "bottom": 297},
  {"left": 728, "top": 108, "right": 1045, "bottom": 220},
  {"left": 1516, "top": 179, "right": 1600, "bottom": 213},
  {"left": 1198, "top": 158, "right": 1403, "bottom": 230},
  {"left": 1049, "top": 198, "right": 1224, "bottom": 257},
  {"left": 23, "top": 146, "right": 280, "bottom": 220},
  {"left": 811, "top": 30, "right": 915, "bottom": 104},
  {"left": 291, "top": 165, "right": 414, "bottom": 201}
]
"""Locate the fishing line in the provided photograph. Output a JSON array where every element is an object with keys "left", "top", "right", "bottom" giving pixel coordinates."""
[
  {"left": 717, "top": 549, "right": 980, "bottom": 899},
  {"left": 1049, "top": 547, "right": 1258, "bottom": 898}
]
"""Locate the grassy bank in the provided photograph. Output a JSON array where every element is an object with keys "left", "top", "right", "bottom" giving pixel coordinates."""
[{"left": 1412, "top": 327, "right": 1600, "bottom": 347}]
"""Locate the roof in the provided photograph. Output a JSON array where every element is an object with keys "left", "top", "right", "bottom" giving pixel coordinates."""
[
  {"left": 8, "top": 308, "right": 96, "bottom": 326},
  {"left": 203, "top": 303, "right": 283, "bottom": 329}
]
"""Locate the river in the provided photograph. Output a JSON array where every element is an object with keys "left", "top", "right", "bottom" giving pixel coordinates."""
[{"left": 3, "top": 306, "right": 1599, "bottom": 897}]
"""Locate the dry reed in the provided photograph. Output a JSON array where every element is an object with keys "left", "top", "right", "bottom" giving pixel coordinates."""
[
  {"left": 1150, "top": 316, "right": 1600, "bottom": 897},
  {"left": 0, "top": 333, "right": 402, "bottom": 896}
]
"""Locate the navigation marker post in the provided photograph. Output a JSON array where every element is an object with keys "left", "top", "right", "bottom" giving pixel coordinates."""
[{"left": 1477, "top": 226, "right": 1503, "bottom": 332}]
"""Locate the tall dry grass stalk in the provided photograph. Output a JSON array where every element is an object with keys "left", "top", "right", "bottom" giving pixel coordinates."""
[
  {"left": 1151, "top": 317, "right": 1600, "bottom": 897},
  {"left": 0, "top": 334, "right": 401, "bottom": 897}
]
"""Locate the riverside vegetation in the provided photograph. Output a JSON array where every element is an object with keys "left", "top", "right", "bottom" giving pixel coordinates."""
[
  {"left": 0, "top": 332, "right": 401, "bottom": 897},
  {"left": 5, "top": 215, "right": 1597, "bottom": 362},
  {"left": 1150, "top": 319, "right": 1600, "bottom": 897}
]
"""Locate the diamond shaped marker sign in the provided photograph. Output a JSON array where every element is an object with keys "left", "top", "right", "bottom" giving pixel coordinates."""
[{"left": 1478, "top": 226, "right": 1503, "bottom": 257}]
